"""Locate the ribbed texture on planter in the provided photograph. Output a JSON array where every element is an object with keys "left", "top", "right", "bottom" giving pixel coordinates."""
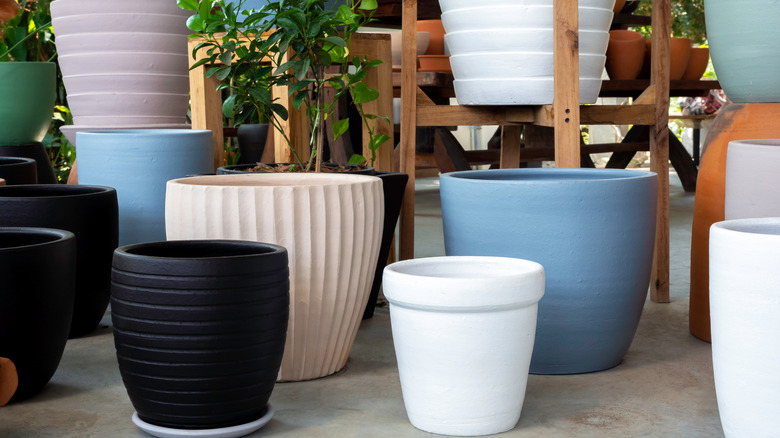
[
  {"left": 710, "top": 218, "right": 780, "bottom": 438},
  {"left": 0, "top": 227, "right": 76, "bottom": 402},
  {"left": 165, "top": 174, "right": 383, "bottom": 381},
  {"left": 441, "top": 0, "right": 613, "bottom": 105},
  {"left": 383, "top": 256, "right": 544, "bottom": 436},
  {"left": 51, "top": 0, "right": 191, "bottom": 142},
  {"left": 705, "top": 0, "right": 780, "bottom": 102},
  {"left": 0, "top": 185, "right": 118, "bottom": 338},
  {"left": 76, "top": 129, "right": 213, "bottom": 246},
  {"left": 440, "top": 168, "right": 657, "bottom": 374},
  {"left": 111, "top": 240, "right": 289, "bottom": 430},
  {"left": 725, "top": 139, "right": 780, "bottom": 220},
  {"left": 0, "top": 63, "right": 56, "bottom": 145}
]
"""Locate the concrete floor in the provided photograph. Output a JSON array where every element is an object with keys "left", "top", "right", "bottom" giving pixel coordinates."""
[{"left": 0, "top": 171, "right": 724, "bottom": 437}]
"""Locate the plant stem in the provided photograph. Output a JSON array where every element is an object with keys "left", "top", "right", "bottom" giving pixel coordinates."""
[{"left": 0, "top": 20, "right": 51, "bottom": 61}]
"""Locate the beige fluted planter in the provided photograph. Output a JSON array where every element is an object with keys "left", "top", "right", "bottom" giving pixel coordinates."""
[{"left": 165, "top": 173, "right": 384, "bottom": 382}]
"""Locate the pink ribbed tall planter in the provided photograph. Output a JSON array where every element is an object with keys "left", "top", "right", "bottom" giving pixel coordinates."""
[
  {"left": 51, "top": 0, "right": 191, "bottom": 143},
  {"left": 165, "top": 174, "right": 384, "bottom": 382}
]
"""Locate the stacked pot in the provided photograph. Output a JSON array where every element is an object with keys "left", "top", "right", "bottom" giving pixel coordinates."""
[
  {"left": 51, "top": 0, "right": 191, "bottom": 143},
  {"left": 440, "top": 0, "right": 614, "bottom": 105}
]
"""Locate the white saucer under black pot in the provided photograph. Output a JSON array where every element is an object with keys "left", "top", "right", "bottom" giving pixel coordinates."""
[{"left": 132, "top": 404, "right": 274, "bottom": 438}]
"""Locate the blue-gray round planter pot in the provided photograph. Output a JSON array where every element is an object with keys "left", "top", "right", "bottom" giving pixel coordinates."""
[
  {"left": 440, "top": 168, "right": 658, "bottom": 374},
  {"left": 76, "top": 130, "right": 213, "bottom": 246},
  {"left": 705, "top": 0, "right": 780, "bottom": 102}
]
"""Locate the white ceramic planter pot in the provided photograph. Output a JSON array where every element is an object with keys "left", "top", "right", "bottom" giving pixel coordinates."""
[
  {"left": 441, "top": 0, "right": 614, "bottom": 105},
  {"left": 725, "top": 139, "right": 780, "bottom": 220},
  {"left": 51, "top": 1, "right": 191, "bottom": 143},
  {"left": 165, "top": 173, "right": 384, "bottom": 382},
  {"left": 710, "top": 218, "right": 780, "bottom": 438},
  {"left": 383, "top": 256, "right": 545, "bottom": 436}
]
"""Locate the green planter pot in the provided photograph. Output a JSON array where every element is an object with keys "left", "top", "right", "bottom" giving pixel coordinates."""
[
  {"left": 0, "top": 63, "right": 56, "bottom": 145},
  {"left": 705, "top": 0, "right": 780, "bottom": 102}
]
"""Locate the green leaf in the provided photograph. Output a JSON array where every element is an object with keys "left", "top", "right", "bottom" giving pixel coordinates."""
[
  {"left": 177, "top": 0, "right": 200, "bottom": 12},
  {"left": 352, "top": 82, "right": 379, "bottom": 104},
  {"left": 198, "top": 0, "right": 213, "bottom": 19},
  {"left": 274, "top": 60, "right": 297, "bottom": 75},
  {"left": 215, "top": 67, "right": 232, "bottom": 81},
  {"left": 349, "top": 154, "right": 367, "bottom": 165},
  {"left": 332, "top": 119, "right": 350, "bottom": 140},
  {"left": 218, "top": 48, "right": 234, "bottom": 66},
  {"left": 369, "top": 134, "right": 391, "bottom": 151},
  {"left": 293, "top": 57, "right": 310, "bottom": 81},
  {"left": 292, "top": 90, "right": 308, "bottom": 110},
  {"left": 186, "top": 15, "right": 206, "bottom": 31},
  {"left": 188, "top": 57, "right": 212, "bottom": 70},
  {"left": 222, "top": 94, "right": 238, "bottom": 118},
  {"left": 271, "top": 104, "right": 289, "bottom": 121},
  {"left": 322, "top": 35, "right": 347, "bottom": 47},
  {"left": 358, "top": 0, "right": 378, "bottom": 11},
  {"left": 288, "top": 79, "right": 312, "bottom": 95}
]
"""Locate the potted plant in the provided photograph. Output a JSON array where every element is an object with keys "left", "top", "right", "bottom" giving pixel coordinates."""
[{"left": 0, "top": 0, "right": 58, "bottom": 183}]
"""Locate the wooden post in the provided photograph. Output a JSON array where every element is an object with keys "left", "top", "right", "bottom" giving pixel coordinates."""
[
  {"left": 650, "top": 0, "right": 671, "bottom": 303},
  {"left": 553, "top": 0, "right": 581, "bottom": 168},
  {"left": 500, "top": 126, "right": 523, "bottom": 169},
  {"left": 398, "top": 0, "right": 418, "bottom": 260}
]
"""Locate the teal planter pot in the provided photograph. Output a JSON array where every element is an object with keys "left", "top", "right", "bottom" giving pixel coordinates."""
[
  {"left": 76, "top": 130, "right": 213, "bottom": 246},
  {"left": 0, "top": 63, "right": 56, "bottom": 145},
  {"left": 440, "top": 168, "right": 658, "bottom": 374},
  {"left": 705, "top": 0, "right": 780, "bottom": 102}
]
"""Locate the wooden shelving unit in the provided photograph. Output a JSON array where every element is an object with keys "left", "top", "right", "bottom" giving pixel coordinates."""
[{"left": 396, "top": 0, "right": 674, "bottom": 302}]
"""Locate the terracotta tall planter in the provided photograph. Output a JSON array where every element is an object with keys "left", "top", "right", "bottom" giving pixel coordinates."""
[
  {"left": 0, "top": 62, "right": 56, "bottom": 145},
  {"left": 165, "top": 173, "right": 383, "bottom": 381},
  {"left": 689, "top": 103, "right": 780, "bottom": 342},
  {"left": 440, "top": 0, "right": 613, "bottom": 105},
  {"left": 51, "top": 0, "right": 191, "bottom": 143},
  {"left": 605, "top": 30, "right": 645, "bottom": 80},
  {"left": 0, "top": 227, "right": 76, "bottom": 402},
  {"left": 705, "top": 0, "right": 780, "bottom": 102},
  {"left": 710, "top": 218, "right": 780, "bottom": 437}
]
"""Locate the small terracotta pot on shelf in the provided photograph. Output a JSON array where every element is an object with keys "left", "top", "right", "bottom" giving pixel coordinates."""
[
  {"left": 417, "top": 19, "right": 445, "bottom": 55},
  {"left": 639, "top": 37, "right": 692, "bottom": 80},
  {"left": 418, "top": 54, "right": 451, "bottom": 72},
  {"left": 613, "top": 0, "right": 626, "bottom": 14},
  {"left": 606, "top": 30, "right": 645, "bottom": 80},
  {"left": 682, "top": 47, "right": 710, "bottom": 80}
]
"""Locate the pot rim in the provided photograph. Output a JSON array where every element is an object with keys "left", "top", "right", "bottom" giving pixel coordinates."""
[
  {"left": 441, "top": 168, "right": 657, "bottom": 184},
  {"left": 729, "top": 139, "right": 780, "bottom": 149},
  {"left": 170, "top": 172, "right": 382, "bottom": 188},
  {"left": 115, "top": 239, "right": 287, "bottom": 262},
  {"left": 383, "top": 255, "right": 544, "bottom": 310},
  {"left": 0, "top": 184, "right": 116, "bottom": 200},
  {"left": 712, "top": 217, "right": 780, "bottom": 238},
  {"left": 0, "top": 227, "right": 75, "bottom": 252},
  {"left": 76, "top": 129, "right": 211, "bottom": 138},
  {"left": 0, "top": 157, "right": 36, "bottom": 166}
]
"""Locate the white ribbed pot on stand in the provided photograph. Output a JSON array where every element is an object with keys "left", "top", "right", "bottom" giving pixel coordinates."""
[
  {"left": 383, "top": 256, "right": 545, "bottom": 436},
  {"left": 440, "top": 0, "right": 614, "bottom": 105},
  {"left": 710, "top": 218, "right": 780, "bottom": 438},
  {"left": 51, "top": 0, "right": 191, "bottom": 143},
  {"left": 165, "top": 173, "right": 383, "bottom": 382}
]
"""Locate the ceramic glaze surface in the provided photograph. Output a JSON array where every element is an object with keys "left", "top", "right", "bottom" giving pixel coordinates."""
[
  {"left": 710, "top": 218, "right": 780, "bottom": 438},
  {"left": 0, "top": 63, "right": 56, "bottom": 144},
  {"left": 725, "top": 139, "right": 780, "bottom": 220},
  {"left": 440, "top": 168, "right": 657, "bottom": 374},
  {"left": 383, "top": 256, "right": 544, "bottom": 436},
  {"left": 705, "top": 0, "right": 780, "bottom": 102},
  {"left": 165, "top": 174, "right": 383, "bottom": 382},
  {"left": 440, "top": 0, "right": 614, "bottom": 105},
  {"left": 76, "top": 130, "right": 212, "bottom": 246}
]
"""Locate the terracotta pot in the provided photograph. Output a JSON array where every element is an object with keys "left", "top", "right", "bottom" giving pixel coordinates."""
[
  {"left": 0, "top": 179, "right": 4, "bottom": 186},
  {"left": 638, "top": 38, "right": 652, "bottom": 79},
  {"left": 417, "top": 20, "right": 445, "bottom": 55},
  {"left": 613, "top": 0, "right": 626, "bottom": 13},
  {"left": 682, "top": 47, "right": 709, "bottom": 80},
  {"left": 606, "top": 30, "right": 645, "bottom": 80},
  {"left": 0, "top": 357, "right": 17, "bottom": 406},
  {"left": 418, "top": 54, "right": 451, "bottom": 72},
  {"left": 689, "top": 103, "right": 780, "bottom": 342},
  {"left": 670, "top": 37, "right": 692, "bottom": 80},
  {"left": 165, "top": 173, "right": 383, "bottom": 382}
]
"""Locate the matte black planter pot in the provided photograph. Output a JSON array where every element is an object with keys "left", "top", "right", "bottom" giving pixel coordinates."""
[
  {"left": 0, "top": 185, "right": 119, "bottom": 338},
  {"left": 0, "top": 157, "right": 37, "bottom": 185},
  {"left": 236, "top": 124, "right": 269, "bottom": 165},
  {"left": 0, "top": 227, "right": 76, "bottom": 402},
  {"left": 0, "top": 143, "right": 57, "bottom": 184},
  {"left": 111, "top": 240, "right": 290, "bottom": 430},
  {"left": 364, "top": 171, "right": 408, "bottom": 319}
]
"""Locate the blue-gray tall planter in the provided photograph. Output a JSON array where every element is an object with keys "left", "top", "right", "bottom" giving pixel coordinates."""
[
  {"left": 76, "top": 130, "right": 212, "bottom": 246},
  {"left": 440, "top": 168, "right": 658, "bottom": 374}
]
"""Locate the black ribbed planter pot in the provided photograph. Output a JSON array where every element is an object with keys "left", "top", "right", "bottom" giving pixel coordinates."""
[
  {"left": 236, "top": 124, "right": 270, "bottom": 165},
  {"left": 0, "top": 143, "right": 57, "bottom": 184},
  {"left": 0, "top": 185, "right": 118, "bottom": 338},
  {"left": 0, "top": 227, "right": 76, "bottom": 402},
  {"left": 0, "top": 157, "right": 37, "bottom": 185},
  {"left": 364, "top": 171, "right": 408, "bottom": 319},
  {"left": 111, "top": 240, "right": 289, "bottom": 431}
]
